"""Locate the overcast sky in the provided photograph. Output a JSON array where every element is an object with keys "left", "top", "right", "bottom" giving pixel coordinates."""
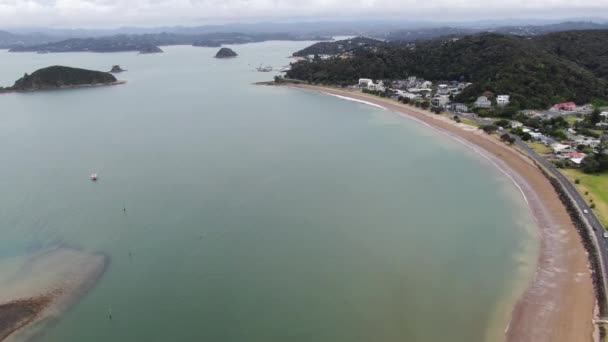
[{"left": 0, "top": 0, "right": 607, "bottom": 28}]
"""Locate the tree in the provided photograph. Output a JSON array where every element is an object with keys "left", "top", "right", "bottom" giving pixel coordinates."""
[
  {"left": 500, "top": 133, "right": 516, "bottom": 144},
  {"left": 495, "top": 119, "right": 511, "bottom": 128},
  {"left": 581, "top": 158, "right": 600, "bottom": 174},
  {"left": 480, "top": 124, "right": 498, "bottom": 134},
  {"left": 401, "top": 97, "right": 410, "bottom": 104},
  {"left": 420, "top": 101, "right": 430, "bottom": 110},
  {"left": 590, "top": 108, "right": 602, "bottom": 125}
]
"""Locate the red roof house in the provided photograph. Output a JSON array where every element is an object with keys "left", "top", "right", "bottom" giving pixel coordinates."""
[{"left": 552, "top": 102, "right": 576, "bottom": 111}]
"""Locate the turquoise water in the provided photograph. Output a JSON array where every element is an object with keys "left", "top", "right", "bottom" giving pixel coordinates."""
[{"left": 0, "top": 42, "right": 536, "bottom": 342}]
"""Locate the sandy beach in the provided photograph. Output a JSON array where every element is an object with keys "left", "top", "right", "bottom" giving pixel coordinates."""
[
  {"left": 275, "top": 83, "right": 596, "bottom": 342},
  {"left": 0, "top": 247, "right": 108, "bottom": 342}
]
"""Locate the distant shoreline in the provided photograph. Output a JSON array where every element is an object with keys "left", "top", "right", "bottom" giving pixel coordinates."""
[
  {"left": 0, "top": 80, "right": 126, "bottom": 95},
  {"left": 264, "top": 82, "right": 596, "bottom": 342}
]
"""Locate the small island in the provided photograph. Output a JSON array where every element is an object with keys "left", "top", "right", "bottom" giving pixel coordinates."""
[
  {"left": 0, "top": 66, "right": 124, "bottom": 93},
  {"left": 110, "top": 65, "right": 126, "bottom": 73},
  {"left": 139, "top": 45, "right": 163, "bottom": 54},
  {"left": 215, "top": 47, "right": 238, "bottom": 59}
]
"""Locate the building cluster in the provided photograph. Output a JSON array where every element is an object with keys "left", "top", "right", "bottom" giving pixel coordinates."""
[
  {"left": 473, "top": 95, "right": 511, "bottom": 108},
  {"left": 519, "top": 123, "right": 606, "bottom": 166},
  {"left": 357, "top": 77, "right": 472, "bottom": 111}
]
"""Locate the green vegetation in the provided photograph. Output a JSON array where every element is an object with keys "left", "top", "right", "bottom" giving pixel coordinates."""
[
  {"left": 479, "top": 124, "right": 498, "bottom": 134},
  {"left": 9, "top": 66, "right": 117, "bottom": 91},
  {"left": 287, "top": 31, "right": 608, "bottom": 110},
  {"left": 292, "top": 37, "right": 384, "bottom": 57},
  {"left": 562, "top": 169, "right": 608, "bottom": 227},
  {"left": 580, "top": 144, "right": 608, "bottom": 174},
  {"left": 564, "top": 115, "right": 581, "bottom": 125},
  {"left": 527, "top": 141, "right": 552, "bottom": 154}
]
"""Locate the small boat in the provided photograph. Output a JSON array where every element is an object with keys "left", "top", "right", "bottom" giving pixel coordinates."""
[
  {"left": 90, "top": 173, "right": 98, "bottom": 181},
  {"left": 256, "top": 64, "right": 273, "bottom": 72}
]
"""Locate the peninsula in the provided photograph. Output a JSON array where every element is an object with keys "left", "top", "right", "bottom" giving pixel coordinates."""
[
  {"left": 0, "top": 66, "right": 124, "bottom": 93},
  {"left": 214, "top": 47, "right": 237, "bottom": 58}
]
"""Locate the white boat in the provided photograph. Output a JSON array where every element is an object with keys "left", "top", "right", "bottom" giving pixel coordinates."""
[
  {"left": 90, "top": 173, "right": 98, "bottom": 181},
  {"left": 256, "top": 64, "right": 273, "bottom": 72}
]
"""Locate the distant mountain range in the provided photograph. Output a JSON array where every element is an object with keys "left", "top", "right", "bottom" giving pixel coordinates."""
[
  {"left": 2, "top": 20, "right": 608, "bottom": 51},
  {"left": 379, "top": 21, "right": 608, "bottom": 42},
  {"left": 286, "top": 29, "right": 608, "bottom": 110},
  {"left": 8, "top": 32, "right": 329, "bottom": 53}
]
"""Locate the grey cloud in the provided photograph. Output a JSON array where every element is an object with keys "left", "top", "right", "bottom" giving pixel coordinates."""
[{"left": 0, "top": 0, "right": 606, "bottom": 27}]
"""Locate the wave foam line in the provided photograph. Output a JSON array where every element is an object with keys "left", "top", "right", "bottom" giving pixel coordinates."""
[{"left": 322, "top": 92, "right": 387, "bottom": 110}]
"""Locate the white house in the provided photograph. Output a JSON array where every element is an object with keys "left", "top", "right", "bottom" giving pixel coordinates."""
[
  {"left": 451, "top": 103, "right": 468, "bottom": 112},
  {"left": 368, "top": 81, "right": 385, "bottom": 92},
  {"left": 551, "top": 143, "right": 571, "bottom": 153},
  {"left": 474, "top": 96, "right": 492, "bottom": 108},
  {"left": 358, "top": 79, "right": 385, "bottom": 92},
  {"left": 358, "top": 78, "right": 373, "bottom": 87},
  {"left": 510, "top": 121, "right": 523, "bottom": 128},
  {"left": 574, "top": 138, "right": 601, "bottom": 147},
  {"left": 496, "top": 95, "right": 510, "bottom": 106},
  {"left": 421, "top": 81, "right": 433, "bottom": 88},
  {"left": 432, "top": 95, "right": 450, "bottom": 107},
  {"left": 437, "top": 84, "right": 449, "bottom": 95}
]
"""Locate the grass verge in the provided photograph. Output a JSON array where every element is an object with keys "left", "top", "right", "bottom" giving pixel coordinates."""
[{"left": 562, "top": 168, "right": 608, "bottom": 228}]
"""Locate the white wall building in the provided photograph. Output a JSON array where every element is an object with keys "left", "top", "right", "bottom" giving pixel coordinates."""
[
  {"left": 474, "top": 96, "right": 492, "bottom": 108},
  {"left": 496, "top": 95, "right": 510, "bottom": 106}
]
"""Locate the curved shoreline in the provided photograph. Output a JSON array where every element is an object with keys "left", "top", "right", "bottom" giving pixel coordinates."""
[{"left": 274, "top": 83, "right": 595, "bottom": 342}]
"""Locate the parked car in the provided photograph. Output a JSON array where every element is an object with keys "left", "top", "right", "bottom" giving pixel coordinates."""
[{"left": 584, "top": 209, "right": 589, "bottom": 214}]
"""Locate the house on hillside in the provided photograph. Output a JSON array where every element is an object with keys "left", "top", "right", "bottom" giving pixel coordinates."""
[
  {"left": 551, "top": 102, "right": 576, "bottom": 111},
  {"left": 496, "top": 95, "right": 510, "bottom": 106},
  {"left": 474, "top": 96, "right": 492, "bottom": 108}
]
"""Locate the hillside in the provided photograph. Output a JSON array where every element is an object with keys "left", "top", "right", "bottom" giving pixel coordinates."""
[
  {"left": 534, "top": 30, "right": 608, "bottom": 80},
  {"left": 286, "top": 31, "right": 608, "bottom": 109},
  {"left": 8, "top": 66, "right": 117, "bottom": 91}
]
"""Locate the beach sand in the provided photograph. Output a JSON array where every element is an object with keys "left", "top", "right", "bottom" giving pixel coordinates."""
[
  {"left": 277, "top": 83, "right": 595, "bottom": 342},
  {"left": 0, "top": 247, "right": 108, "bottom": 342}
]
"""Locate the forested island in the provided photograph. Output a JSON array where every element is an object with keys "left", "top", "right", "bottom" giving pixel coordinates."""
[
  {"left": 139, "top": 45, "right": 164, "bottom": 54},
  {"left": 8, "top": 32, "right": 329, "bottom": 53},
  {"left": 110, "top": 65, "right": 126, "bottom": 73},
  {"left": 0, "top": 66, "right": 121, "bottom": 93},
  {"left": 286, "top": 30, "right": 608, "bottom": 110},
  {"left": 215, "top": 47, "right": 238, "bottom": 58}
]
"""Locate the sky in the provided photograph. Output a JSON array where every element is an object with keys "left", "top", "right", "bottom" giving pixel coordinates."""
[{"left": 0, "top": 0, "right": 607, "bottom": 28}]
